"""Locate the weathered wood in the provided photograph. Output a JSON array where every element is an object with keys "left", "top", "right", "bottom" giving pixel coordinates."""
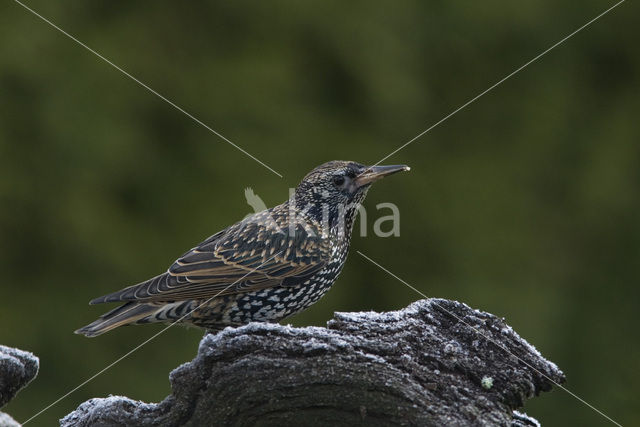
[
  {"left": 61, "top": 299, "right": 564, "bottom": 426},
  {"left": 0, "top": 345, "right": 39, "bottom": 426}
]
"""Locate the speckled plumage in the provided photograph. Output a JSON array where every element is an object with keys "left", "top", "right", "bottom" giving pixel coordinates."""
[{"left": 76, "top": 161, "right": 409, "bottom": 337}]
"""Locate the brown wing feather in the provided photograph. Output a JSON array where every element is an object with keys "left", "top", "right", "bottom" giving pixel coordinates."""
[{"left": 91, "top": 210, "right": 331, "bottom": 304}]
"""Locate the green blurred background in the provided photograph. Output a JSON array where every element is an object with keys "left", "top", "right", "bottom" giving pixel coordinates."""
[{"left": 1, "top": 1, "right": 638, "bottom": 425}]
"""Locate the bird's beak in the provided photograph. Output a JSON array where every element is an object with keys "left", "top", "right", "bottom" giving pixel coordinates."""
[{"left": 354, "top": 164, "right": 411, "bottom": 187}]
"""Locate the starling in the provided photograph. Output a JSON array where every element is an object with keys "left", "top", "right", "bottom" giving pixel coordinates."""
[{"left": 76, "top": 161, "right": 409, "bottom": 337}]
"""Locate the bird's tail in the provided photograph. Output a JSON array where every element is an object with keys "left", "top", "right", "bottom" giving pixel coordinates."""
[{"left": 75, "top": 302, "right": 162, "bottom": 337}]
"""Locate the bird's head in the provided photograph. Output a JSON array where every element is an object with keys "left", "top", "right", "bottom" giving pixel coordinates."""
[{"left": 292, "top": 160, "right": 410, "bottom": 230}]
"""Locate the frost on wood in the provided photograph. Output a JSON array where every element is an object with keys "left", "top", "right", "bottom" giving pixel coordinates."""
[
  {"left": 61, "top": 299, "right": 564, "bottom": 426},
  {"left": 0, "top": 345, "right": 39, "bottom": 426}
]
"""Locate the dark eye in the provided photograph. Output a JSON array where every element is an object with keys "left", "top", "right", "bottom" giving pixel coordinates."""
[{"left": 333, "top": 176, "right": 345, "bottom": 186}]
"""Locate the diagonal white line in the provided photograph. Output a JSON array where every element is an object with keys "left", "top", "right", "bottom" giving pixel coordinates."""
[
  {"left": 372, "top": 0, "right": 625, "bottom": 167},
  {"left": 357, "top": 250, "right": 623, "bottom": 427},
  {"left": 13, "top": 0, "right": 283, "bottom": 178},
  {"left": 22, "top": 249, "right": 286, "bottom": 425}
]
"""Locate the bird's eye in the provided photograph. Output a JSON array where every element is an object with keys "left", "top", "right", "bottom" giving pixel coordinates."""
[{"left": 333, "top": 176, "right": 345, "bottom": 186}]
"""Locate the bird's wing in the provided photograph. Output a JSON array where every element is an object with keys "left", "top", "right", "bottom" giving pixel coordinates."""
[{"left": 90, "top": 211, "right": 331, "bottom": 304}]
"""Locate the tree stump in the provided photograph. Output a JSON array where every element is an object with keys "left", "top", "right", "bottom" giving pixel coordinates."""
[
  {"left": 61, "top": 298, "right": 564, "bottom": 426},
  {"left": 0, "top": 345, "right": 39, "bottom": 426}
]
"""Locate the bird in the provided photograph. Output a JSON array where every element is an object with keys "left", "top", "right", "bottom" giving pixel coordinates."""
[{"left": 76, "top": 160, "right": 410, "bottom": 337}]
